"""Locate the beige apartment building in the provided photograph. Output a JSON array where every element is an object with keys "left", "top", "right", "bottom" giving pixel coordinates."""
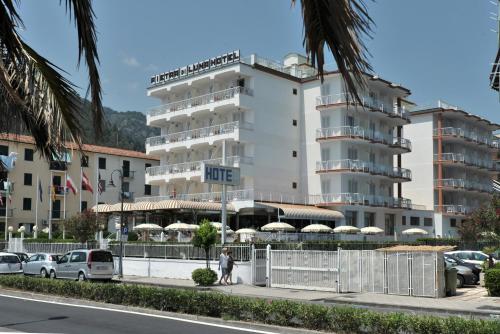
[{"left": 0, "top": 134, "right": 159, "bottom": 235}]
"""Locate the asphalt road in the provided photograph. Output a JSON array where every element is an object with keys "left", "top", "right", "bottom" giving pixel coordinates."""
[{"left": 0, "top": 294, "right": 277, "bottom": 334}]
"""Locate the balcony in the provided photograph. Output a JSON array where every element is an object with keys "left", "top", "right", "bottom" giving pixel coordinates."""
[
  {"left": 119, "top": 191, "right": 135, "bottom": 202},
  {"left": 316, "top": 159, "right": 412, "bottom": 182},
  {"left": 434, "top": 205, "right": 471, "bottom": 216},
  {"left": 136, "top": 189, "right": 255, "bottom": 203},
  {"left": 146, "top": 156, "right": 253, "bottom": 184},
  {"left": 433, "top": 127, "right": 499, "bottom": 150},
  {"left": 122, "top": 170, "right": 135, "bottom": 179},
  {"left": 49, "top": 210, "right": 66, "bottom": 220},
  {"left": 146, "top": 121, "right": 252, "bottom": 154},
  {"left": 315, "top": 126, "right": 411, "bottom": 153},
  {"left": 51, "top": 185, "right": 67, "bottom": 196},
  {"left": 434, "top": 153, "right": 497, "bottom": 172},
  {"left": 49, "top": 161, "right": 68, "bottom": 171},
  {"left": 315, "top": 94, "right": 410, "bottom": 124},
  {"left": 147, "top": 86, "right": 253, "bottom": 125},
  {"left": 434, "top": 179, "right": 494, "bottom": 194},
  {"left": 309, "top": 193, "right": 412, "bottom": 209}
]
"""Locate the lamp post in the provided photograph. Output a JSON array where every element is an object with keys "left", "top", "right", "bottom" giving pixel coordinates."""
[{"left": 109, "top": 167, "right": 124, "bottom": 278}]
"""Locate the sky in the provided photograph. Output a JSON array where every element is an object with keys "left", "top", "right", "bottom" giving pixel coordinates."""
[{"left": 16, "top": 0, "right": 500, "bottom": 121}]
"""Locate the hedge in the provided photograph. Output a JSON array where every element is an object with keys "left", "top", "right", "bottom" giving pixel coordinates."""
[
  {"left": 485, "top": 269, "right": 500, "bottom": 297},
  {"left": 0, "top": 276, "right": 498, "bottom": 333}
]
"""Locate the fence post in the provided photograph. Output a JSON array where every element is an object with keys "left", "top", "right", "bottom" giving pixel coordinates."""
[
  {"left": 265, "top": 244, "right": 271, "bottom": 288},
  {"left": 383, "top": 251, "right": 388, "bottom": 294},
  {"left": 337, "top": 247, "right": 342, "bottom": 293},
  {"left": 251, "top": 244, "right": 255, "bottom": 285}
]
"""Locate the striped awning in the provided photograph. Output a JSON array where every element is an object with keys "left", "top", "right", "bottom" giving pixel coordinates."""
[
  {"left": 255, "top": 202, "right": 343, "bottom": 220},
  {"left": 108, "top": 202, "right": 135, "bottom": 212},
  {"left": 132, "top": 201, "right": 156, "bottom": 211},
  {"left": 90, "top": 204, "right": 112, "bottom": 213},
  {"left": 154, "top": 200, "right": 234, "bottom": 212}
]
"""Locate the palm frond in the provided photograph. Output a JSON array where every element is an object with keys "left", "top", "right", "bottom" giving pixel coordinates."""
[
  {"left": 294, "top": 0, "right": 374, "bottom": 102},
  {"left": 63, "top": 0, "right": 103, "bottom": 135},
  {"left": 491, "top": 49, "right": 499, "bottom": 91}
]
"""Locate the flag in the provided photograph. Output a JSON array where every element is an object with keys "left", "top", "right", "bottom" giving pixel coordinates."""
[
  {"left": 82, "top": 172, "right": 94, "bottom": 194},
  {"left": 4, "top": 181, "right": 12, "bottom": 204},
  {"left": 98, "top": 172, "right": 104, "bottom": 195},
  {"left": 0, "top": 193, "right": 3, "bottom": 206},
  {"left": 51, "top": 185, "right": 56, "bottom": 202},
  {"left": 38, "top": 179, "right": 43, "bottom": 202},
  {"left": 66, "top": 176, "right": 77, "bottom": 195}
]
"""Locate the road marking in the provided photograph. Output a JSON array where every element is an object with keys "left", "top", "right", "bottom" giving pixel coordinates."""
[{"left": 0, "top": 293, "right": 278, "bottom": 334}]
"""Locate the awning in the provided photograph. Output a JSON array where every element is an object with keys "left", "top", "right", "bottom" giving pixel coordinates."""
[
  {"left": 107, "top": 202, "right": 135, "bottom": 212},
  {"left": 90, "top": 204, "right": 112, "bottom": 213},
  {"left": 103, "top": 200, "right": 235, "bottom": 213},
  {"left": 255, "top": 202, "right": 343, "bottom": 220},
  {"left": 132, "top": 201, "right": 156, "bottom": 211}
]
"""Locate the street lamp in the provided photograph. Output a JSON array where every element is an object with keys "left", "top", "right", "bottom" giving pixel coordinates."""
[{"left": 109, "top": 168, "right": 124, "bottom": 278}]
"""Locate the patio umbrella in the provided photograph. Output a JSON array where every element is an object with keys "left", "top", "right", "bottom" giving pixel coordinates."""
[
  {"left": 401, "top": 228, "right": 428, "bottom": 235},
  {"left": 235, "top": 228, "right": 257, "bottom": 234},
  {"left": 189, "top": 224, "right": 200, "bottom": 231},
  {"left": 261, "top": 222, "right": 295, "bottom": 232},
  {"left": 133, "top": 223, "right": 164, "bottom": 231},
  {"left": 164, "top": 222, "right": 197, "bottom": 231},
  {"left": 360, "top": 226, "right": 384, "bottom": 235},
  {"left": 210, "top": 222, "right": 223, "bottom": 230},
  {"left": 333, "top": 225, "right": 360, "bottom": 234},
  {"left": 301, "top": 224, "right": 333, "bottom": 233}
]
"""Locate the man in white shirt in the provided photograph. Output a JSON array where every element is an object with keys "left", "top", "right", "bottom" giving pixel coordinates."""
[{"left": 218, "top": 247, "right": 228, "bottom": 285}]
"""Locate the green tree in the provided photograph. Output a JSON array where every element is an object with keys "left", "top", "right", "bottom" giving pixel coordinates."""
[
  {"left": 192, "top": 219, "right": 217, "bottom": 269},
  {"left": 65, "top": 210, "right": 103, "bottom": 244},
  {"left": 459, "top": 196, "right": 500, "bottom": 246}
]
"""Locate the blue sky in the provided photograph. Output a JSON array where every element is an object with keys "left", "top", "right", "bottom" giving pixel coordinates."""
[{"left": 17, "top": 0, "right": 500, "bottom": 121}]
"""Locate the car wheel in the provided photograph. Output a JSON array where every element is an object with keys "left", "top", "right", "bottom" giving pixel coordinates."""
[
  {"left": 457, "top": 275, "right": 464, "bottom": 288},
  {"left": 49, "top": 270, "right": 56, "bottom": 279},
  {"left": 40, "top": 268, "right": 48, "bottom": 278},
  {"left": 78, "top": 272, "right": 86, "bottom": 282}
]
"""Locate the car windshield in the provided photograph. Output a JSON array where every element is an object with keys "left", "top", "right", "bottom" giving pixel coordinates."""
[
  {"left": 91, "top": 251, "right": 113, "bottom": 262},
  {"left": 0, "top": 255, "right": 20, "bottom": 264},
  {"left": 50, "top": 255, "right": 59, "bottom": 262},
  {"left": 474, "top": 253, "right": 488, "bottom": 261}
]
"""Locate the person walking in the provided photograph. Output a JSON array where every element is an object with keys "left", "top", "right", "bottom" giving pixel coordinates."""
[
  {"left": 218, "top": 247, "right": 228, "bottom": 285},
  {"left": 226, "top": 250, "right": 238, "bottom": 285}
]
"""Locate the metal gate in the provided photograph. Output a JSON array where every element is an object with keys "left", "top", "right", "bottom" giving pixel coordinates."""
[{"left": 252, "top": 249, "right": 267, "bottom": 286}]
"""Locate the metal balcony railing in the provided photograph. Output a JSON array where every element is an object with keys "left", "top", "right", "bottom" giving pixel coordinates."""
[
  {"left": 309, "top": 193, "right": 412, "bottom": 209},
  {"left": 146, "top": 121, "right": 252, "bottom": 148},
  {"left": 146, "top": 156, "right": 252, "bottom": 177},
  {"left": 316, "top": 159, "right": 412, "bottom": 180},
  {"left": 148, "top": 86, "right": 253, "bottom": 118},
  {"left": 434, "top": 179, "right": 493, "bottom": 193},
  {"left": 435, "top": 205, "right": 471, "bottom": 215},
  {"left": 433, "top": 127, "right": 499, "bottom": 148}
]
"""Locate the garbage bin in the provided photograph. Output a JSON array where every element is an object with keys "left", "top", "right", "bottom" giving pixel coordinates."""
[{"left": 445, "top": 267, "right": 458, "bottom": 296}]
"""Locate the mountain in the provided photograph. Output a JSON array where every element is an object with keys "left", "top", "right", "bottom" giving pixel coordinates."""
[{"left": 80, "top": 104, "right": 159, "bottom": 152}]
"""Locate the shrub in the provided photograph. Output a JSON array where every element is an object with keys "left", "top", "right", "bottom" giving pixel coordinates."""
[
  {"left": 192, "top": 268, "right": 217, "bottom": 286},
  {"left": 127, "top": 231, "right": 138, "bottom": 241},
  {"left": 485, "top": 269, "right": 500, "bottom": 296},
  {"left": 0, "top": 276, "right": 499, "bottom": 333}
]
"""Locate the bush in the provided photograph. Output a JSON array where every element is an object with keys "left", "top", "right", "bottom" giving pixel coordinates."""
[
  {"left": 192, "top": 268, "right": 217, "bottom": 286},
  {"left": 485, "top": 269, "right": 500, "bottom": 296},
  {"left": 0, "top": 276, "right": 499, "bottom": 333},
  {"left": 127, "top": 231, "right": 138, "bottom": 241}
]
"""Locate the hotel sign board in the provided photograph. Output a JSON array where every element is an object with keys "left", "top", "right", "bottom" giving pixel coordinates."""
[
  {"left": 150, "top": 50, "right": 240, "bottom": 86},
  {"left": 201, "top": 163, "right": 240, "bottom": 186}
]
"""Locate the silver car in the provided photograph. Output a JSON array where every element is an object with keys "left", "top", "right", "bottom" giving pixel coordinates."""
[
  {"left": 23, "top": 253, "right": 60, "bottom": 278},
  {"left": 0, "top": 252, "right": 23, "bottom": 274},
  {"left": 51, "top": 249, "right": 114, "bottom": 281}
]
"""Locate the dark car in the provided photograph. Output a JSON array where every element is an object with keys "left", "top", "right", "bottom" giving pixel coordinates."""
[
  {"left": 13, "top": 252, "right": 29, "bottom": 263},
  {"left": 445, "top": 254, "right": 480, "bottom": 284}
]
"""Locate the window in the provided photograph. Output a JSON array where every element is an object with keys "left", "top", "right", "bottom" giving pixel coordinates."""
[
  {"left": 292, "top": 182, "right": 297, "bottom": 189},
  {"left": 145, "top": 163, "right": 152, "bottom": 170},
  {"left": 81, "top": 201, "right": 88, "bottom": 211},
  {"left": 292, "top": 150, "right": 297, "bottom": 158},
  {"left": 237, "top": 78, "right": 245, "bottom": 87},
  {"left": 402, "top": 216, "right": 406, "bottom": 226},
  {"left": 81, "top": 155, "right": 89, "bottom": 167},
  {"left": 52, "top": 175, "right": 61, "bottom": 186},
  {"left": 24, "top": 148, "right": 34, "bottom": 161},
  {"left": 28, "top": 254, "right": 38, "bottom": 262},
  {"left": 122, "top": 182, "right": 130, "bottom": 192},
  {"left": 98, "top": 157, "right": 106, "bottom": 169},
  {"left": 364, "top": 212, "right": 375, "bottom": 227},
  {"left": 385, "top": 214, "right": 395, "bottom": 236},
  {"left": 24, "top": 173, "right": 32, "bottom": 186},
  {"left": 70, "top": 252, "right": 86, "bottom": 263},
  {"left": 144, "top": 184, "right": 152, "bottom": 196},
  {"left": 123, "top": 160, "right": 130, "bottom": 177},
  {"left": 99, "top": 179, "right": 106, "bottom": 193},
  {"left": 450, "top": 218, "right": 457, "bottom": 227},
  {"left": 410, "top": 216, "right": 420, "bottom": 226},
  {"left": 424, "top": 218, "right": 433, "bottom": 226},
  {"left": 345, "top": 210, "right": 358, "bottom": 227},
  {"left": 23, "top": 198, "right": 32, "bottom": 211},
  {"left": 59, "top": 254, "right": 69, "bottom": 263},
  {"left": 292, "top": 119, "right": 297, "bottom": 126},
  {"left": 0, "top": 145, "right": 8, "bottom": 156},
  {"left": 292, "top": 88, "right": 297, "bottom": 95}
]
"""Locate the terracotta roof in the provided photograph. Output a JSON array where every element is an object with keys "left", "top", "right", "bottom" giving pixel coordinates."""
[{"left": 0, "top": 133, "right": 158, "bottom": 161}]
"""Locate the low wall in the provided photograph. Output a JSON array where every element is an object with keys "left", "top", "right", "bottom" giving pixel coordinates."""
[{"left": 118, "top": 257, "right": 252, "bottom": 284}]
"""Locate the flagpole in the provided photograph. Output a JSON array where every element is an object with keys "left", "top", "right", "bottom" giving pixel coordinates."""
[
  {"left": 95, "top": 156, "right": 99, "bottom": 220},
  {"left": 63, "top": 171, "right": 67, "bottom": 239},
  {"left": 49, "top": 171, "right": 53, "bottom": 240},
  {"left": 35, "top": 174, "right": 39, "bottom": 239},
  {"left": 4, "top": 178, "right": 8, "bottom": 241},
  {"left": 80, "top": 166, "right": 83, "bottom": 213}
]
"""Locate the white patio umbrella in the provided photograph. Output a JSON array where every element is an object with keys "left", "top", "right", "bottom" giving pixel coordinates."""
[
  {"left": 164, "top": 222, "right": 197, "bottom": 232},
  {"left": 133, "top": 223, "right": 164, "bottom": 231},
  {"left": 42, "top": 227, "right": 50, "bottom": 234},
  {"left": 360, "top": 226, "right": 384, "bottom": 235},
  {"left": 210, "top": 222, "right": 223, "bottom": 230},
  {"left": 261, "top": 222, "right": 295, "bottom": 232},
  {"left": 189, "top": 224, "right": 200, "bottom": 231},
  {"left": 333, "top": 225, "right": 360, "bottom": 234},
  {"left": 235, "top": 228, "right": 257, "bottom": 234},
  {"left": 301, "top": 224, "right": 333, "bottom": 233},
  {"left": 401, "top": 228, "right": 428, "bottom": 235}
]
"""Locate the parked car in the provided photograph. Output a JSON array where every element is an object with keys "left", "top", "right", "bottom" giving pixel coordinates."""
[
  {"left": 445, "top": 251, "right": 497, "bottom": 266},
  {"left": 0, "top": 252, "right": 23, "bottom": 274},
  {"left": 445, "top": 257, "right": 475, "bottom": 288},
  {"left": 13, "top": 252, "right": 29, "bottom": 263},
  {"left": 23, "top": 253, "right": 60, "bottom": 278},
  {"left": 444, "top": 254, "right": 481, "bottom": 283},
  {"left": 50, "top": 249, "right": 114, "bottom": 281}
]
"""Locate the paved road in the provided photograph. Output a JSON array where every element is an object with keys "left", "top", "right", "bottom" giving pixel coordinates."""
[{"left": 0, "top": 294, "right": 277, "bottom": 334}]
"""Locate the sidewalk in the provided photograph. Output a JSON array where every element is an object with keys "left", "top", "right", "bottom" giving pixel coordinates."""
[{"left": 119, "top": 276, "right": 500, "bottom": 319}]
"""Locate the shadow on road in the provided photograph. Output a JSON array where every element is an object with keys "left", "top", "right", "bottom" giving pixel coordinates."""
[{"left": 1, "top": 315, "right": 69, "bottom": 328}]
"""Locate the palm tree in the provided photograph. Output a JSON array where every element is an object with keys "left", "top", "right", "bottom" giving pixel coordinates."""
[
  {"left": 0, "top": 0, "right": 102, "bottom": 158},
  {"left": 492, "top": 49, "right": 499, "bottom": 92}
]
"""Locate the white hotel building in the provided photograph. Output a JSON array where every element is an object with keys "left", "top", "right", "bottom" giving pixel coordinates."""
[{"left": 142, "top": 51, "right": 417, "bottom": 234}]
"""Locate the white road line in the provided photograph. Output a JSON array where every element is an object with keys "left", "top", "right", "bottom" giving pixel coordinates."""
[{"left": 0, "top": 293, "right": 278, "bottom": 334}]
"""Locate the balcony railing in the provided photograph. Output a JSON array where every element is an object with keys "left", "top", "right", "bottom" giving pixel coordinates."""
[
  {"left": 435, "top": 205, "right": 471, "bottom": 215},
  {"left": 316, "top": 159, "right": 412, "bottom": 180},
  {"left": 49, "top": 210, "right": 66, "bottom": 220},
  {"left": 123, "top": 170, "right": 135, "bottom": 179},
  {"left": 148, "top": 86, "right": 253, "bottom": 118},
  {"left": 434, "top": 179, "right": 493, "bottom": 193},
  {"left": 315, "top": 126, "right": 412, "bottom": 151},
  {"left": 49, "top": 161, "right": 68, "bottom": 171},
  {"left": 315, "top": 93, "right": 411, "bottom": 121},
  {"left": 434, "top": 153, "right": 497, "bottom": 170},
  {"left": 434, "top": 127, "right": 499, "bottom": 148},
  {"left": 309, "top": 193, "right": 412, "bottom": 209},
  {"left": 146, "top": 156, "right": 252, "bottom": 178},
  {"left": 146, "top": 121, "right": 252, "bottom": 148}
]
